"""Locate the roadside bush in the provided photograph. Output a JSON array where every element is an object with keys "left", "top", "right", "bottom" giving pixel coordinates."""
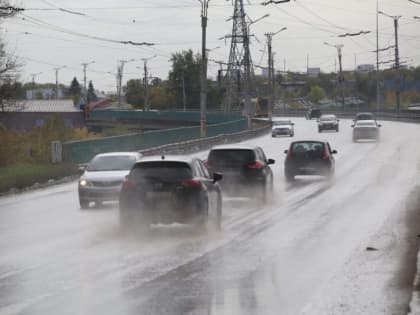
[{"left": 0, "top": 162, "right": 79, "bottom": 193}]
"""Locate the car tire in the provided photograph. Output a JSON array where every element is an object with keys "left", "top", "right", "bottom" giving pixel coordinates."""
[
  {"left": 215, "top": 195, "right": 222, "bottom": 231},
  {"left": 285, "top": 172, "right": 295, "bottom": 182},
  {"left": 336, "top": 126, "right": 339, "bottom": 132},
  {"left": 79, "top": 198, "right": 89, "bottom": 209}
]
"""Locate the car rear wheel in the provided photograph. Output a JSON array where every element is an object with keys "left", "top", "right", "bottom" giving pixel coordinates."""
[{"left": 79, "top": 198, "right": 89, "bottom": 209}]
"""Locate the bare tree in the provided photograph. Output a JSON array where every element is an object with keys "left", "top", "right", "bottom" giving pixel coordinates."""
[{"left": 0, "top": 0, "right": 23, "bottom": 112}]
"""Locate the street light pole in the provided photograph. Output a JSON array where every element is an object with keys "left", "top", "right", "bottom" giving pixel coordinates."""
[
  {"left": 81, "top": 61, "right": 95, "bottom": 104},
  {"left": 198, "top": 0, "right": 210, "bottom": 138},
  {"left": 265, "top": 26, "right": 286, "bottom": 121},
  {"left": 324, "top": 42, "right": 345, "bottom": 109},
  {"left": 30, "top": 72, "right": 42, "bottom": 100},
  {"left": 141, "top": 55, "right": 156, "bottom": 112},
  {"left": 117, "top": 59, "right": 135, "bottom": 107},
  {"left": 378, "top": 11, "right": 401, "bottom": 113},
  {"left": 376, "top": 0, "right": 380, "bottom": 112},
  {"left": 53, "top": 66, "right": 66, "bottom": 100}
]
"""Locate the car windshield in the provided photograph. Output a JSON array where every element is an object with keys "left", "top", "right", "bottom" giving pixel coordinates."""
[
  {"left": 356, "top": 114, "right": 374, "bottom": 120},
  {"left": 208, "top": 149, "right": 255, "bottom": 166},
  {"left": 273, "top": 121, "right": 291, "bottom": 126},
  {"left": 291, "top": 141, "right": 325, "bottom": 157},
  {"left": 129, "top": 161, "right": 192, "bottom": 181},
  {"left": 320, "top": 116, "right": 336, "bottom": 121},
  {"left": 87, "top": 155, "right": 136, "bottom": 171}
]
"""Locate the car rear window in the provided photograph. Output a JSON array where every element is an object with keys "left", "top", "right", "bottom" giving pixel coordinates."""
[
  {"left": 87, "top": 155, "right": 136, "bottom": 171},
  {"left": 291, "top": 142, "right": 325, "bottom": 157},
  {"left": 208, "top": 149, "right": 255, "bottom": 166},
  {"left": 129, "top": 161, "right": 192, "bottom": 180},
  {"left": 355, "top": 121, "right": 376, "bottom": 127}
]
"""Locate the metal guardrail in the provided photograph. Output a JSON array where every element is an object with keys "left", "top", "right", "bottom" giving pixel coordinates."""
[{"left": 139, "top": 119, "right": 272, "bottom": 156}]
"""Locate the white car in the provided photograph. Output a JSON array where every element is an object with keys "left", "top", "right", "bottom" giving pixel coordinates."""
[
  {"left": 272, "top": 119, "right": 295, "bottom": 137},
  {"left": 352, "top": 120, "right": 382, "bottom": 142},
  {"left": 78, "top": 152, "right": 143, "bottom": 209}
]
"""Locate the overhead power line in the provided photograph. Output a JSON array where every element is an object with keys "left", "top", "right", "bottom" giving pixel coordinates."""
[
  {"left": 338, "top": 31, "right": 372, "bottom": 37},
  {"left": 19, "top": 14, "right": 154, "bottom": 46}
]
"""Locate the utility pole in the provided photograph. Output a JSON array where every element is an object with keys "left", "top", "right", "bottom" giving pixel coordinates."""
[
  {"left": 378, "top": 11, "right": 401, "bottom": 113},
  {"left": 376, "top": 0, "right": 380, "bottom": 112},
  {"left": 265, "top": 27, "right": 286, "bottom": 121},
  {"left": 141, "top": 55, "right": 156, "bottom": 111},
  {"left": 198, "top": 0, "right": 210, "bottom": 138},
  {"left": 117, "top": 59, "right": 135, "bottom": 107},
  {"left": 53, "top": 66, "right": 66, "bottom": 100},
  {"left": 30, "top": 72, "right": 42, "bottom": 100},
  {"left": 81, "top": 61, "right": 95, "bottom": 104},
  {"left": 324, "top": 42, "right": 345, "bottom": 109}
]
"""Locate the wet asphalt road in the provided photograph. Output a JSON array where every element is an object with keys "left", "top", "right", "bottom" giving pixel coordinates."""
[{"left": 1, "top": 118, "right": 420, "bottom": 315}]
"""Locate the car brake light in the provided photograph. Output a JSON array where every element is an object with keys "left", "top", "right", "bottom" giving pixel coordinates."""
[
  {"left": 204, "top": 161, "right": 211, "bottom": 168},
  {"left": 122, "top": 179, "right": 136, "bottom": 189},
  {"left": 181, "top": 179, "right": 202, "bottom": 188},
  {"left": 247, "top": 161, "right": 264, "bottom": 169},
  {"left": 286, "top": 150, "right": 292, "bottom": 160},
  {"left": 322, "top": 149, "right": 330, "bottom": 160}
]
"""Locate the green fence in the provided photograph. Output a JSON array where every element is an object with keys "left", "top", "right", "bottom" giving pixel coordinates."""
[{"left": 63, "top": 112, "right": 247, "bottom": 163}]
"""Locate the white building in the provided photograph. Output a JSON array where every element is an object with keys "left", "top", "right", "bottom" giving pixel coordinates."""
[{"left": 356, "top": 64, "right": 375, "bottom": 73}]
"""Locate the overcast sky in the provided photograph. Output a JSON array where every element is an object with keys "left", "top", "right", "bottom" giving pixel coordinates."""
[{"left": 2, "top": 0, "right": 420, "bottom": 92}]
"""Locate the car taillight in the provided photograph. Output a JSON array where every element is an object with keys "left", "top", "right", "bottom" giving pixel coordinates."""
[
  {"left": 322, "top": 149, "right": 330, "bottom": 160},
  {"left": 181, "top": 179, "right": 202, "bottom": 188},
  {"left": 122, "top": 179, "right": 136, "bottom": 189},
  {"left": 204, "top": 161, "right": 212, "bottom": 168},
  {"left": 247, "top": 161, "right": 264, "bottom": 169},
  {"left": 286, "top": 150, "right": 293, "bottom": 160}
]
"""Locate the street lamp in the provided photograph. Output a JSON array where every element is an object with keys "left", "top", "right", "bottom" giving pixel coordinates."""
[
  {"left": 117, "top": 58, "right": 135, "bottom": 106},
  {"left": 30, "top": 72, "right": 43, "bottom": 100},
  {"left": 244, "top": 13, "right": 270, "bottom": 127},
  {"left": 81, "top": 61, "right": 95, "bottom": 103},
  {"left": 378, "top": 10, "right": 401, "bottom": 113},
  {"left": 265, "top": 26, "right": 287, "bottom": 121},
  {"left": 140, "top": 54, "right": 157, "bottom": 111},
  {"left": 53, "top": 66, "right": 66, "bottom": 100},
  {"left": 324, "top": 42, "right": 344, "bottom": 109},
  {"left": 198, "top": 0, "right": 211, "bottom": 138}
]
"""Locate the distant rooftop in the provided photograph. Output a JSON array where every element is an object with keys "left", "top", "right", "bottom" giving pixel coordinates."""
[{"left": 3, "top": 100, "right": 80, "bottom": 112}]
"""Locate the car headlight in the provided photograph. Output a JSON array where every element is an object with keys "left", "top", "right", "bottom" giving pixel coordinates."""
[{"left": 79, "top": 179, "right": 89, "bottom": 187}]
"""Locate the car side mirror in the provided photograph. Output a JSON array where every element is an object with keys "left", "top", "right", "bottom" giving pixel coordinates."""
[
  {"left": 213, "top": 172, "right": 223, "bottom": 182},
  {"left": 78, "top": 165, "right": 86, "bottom": 175},
  {"left": 267, "top": 158, "right": 275, "bottom": 165},
  {"left": 291, "top": 123, "right": 295, "bottom": 126},
  {"left": 284, "top": 150, "right": 288, "bottom": 154},
  {"left": 378, "top": 124, "right": 382, "bottom": 127},
  {"left": 332, "top": 150, "right": 338, "bottom": 154}
]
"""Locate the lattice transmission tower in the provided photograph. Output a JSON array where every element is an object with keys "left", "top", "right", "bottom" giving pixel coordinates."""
[{"left": 224, "top": 0, "right": 254, "bottom": 113}]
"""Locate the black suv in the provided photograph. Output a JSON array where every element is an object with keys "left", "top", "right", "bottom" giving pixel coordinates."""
[
  {"left": 306, "top": 108, "right": 322, "bottom": 120},
  {"left": 206, "top": 145, "right": 275, "bottom": 202},
  {"left": 119, "top": 155, "right": 223, "bottom": 231},
  {"left": 284, "top": 140, "right": 337, "bottom": 181}
]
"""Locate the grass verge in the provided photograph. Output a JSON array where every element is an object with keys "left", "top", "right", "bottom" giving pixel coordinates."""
[{"left": 0, "top": 163, "right": 80, "bottom": 193}]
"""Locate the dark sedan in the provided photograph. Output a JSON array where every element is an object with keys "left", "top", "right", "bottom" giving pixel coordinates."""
[
  {"left": 119, "top": 155, "right": 223, "bottom": 231},
  {"left": 284, "top": 140, "right": 337, "bottom": 181}
]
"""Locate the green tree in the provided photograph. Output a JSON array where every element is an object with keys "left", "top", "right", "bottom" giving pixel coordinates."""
[
  {"left": 308, "top": 85, "right": 326, "bottom": 103},
  {"left": 69, "top": 77, "right": 81, "bottom": 105},
  {"left": 87, "top": 80, "right": 97, "bottom": 103},
  {"left": 168, "top": 50, "right": 202, "bottom": 110},
  {"left": 124, "top": 79, "right": 144, "bottom": 109}
]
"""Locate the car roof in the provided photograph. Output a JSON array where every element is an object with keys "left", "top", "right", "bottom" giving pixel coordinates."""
[
  {"left": 93, "top": 152, "right": 142, "bottom": 158},
  {"left": 290, "top": 139, "right": 328, "bottom": 145},
  {"left": 136, "top": 155, "right": 196, "bottom": 164},
  {"left": 209, "top": 144, "right": 260, "bottom": 151},
  {"left": 320, "top": 114, "right": 336, "bottom": 118},
  {"left": 355, "top": 112, "right": 374, "bottom": 116}
]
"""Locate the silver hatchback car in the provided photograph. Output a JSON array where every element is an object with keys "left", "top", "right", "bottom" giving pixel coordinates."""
[{"left": 78, "top": 152, "right": 143, "bottom": 209}]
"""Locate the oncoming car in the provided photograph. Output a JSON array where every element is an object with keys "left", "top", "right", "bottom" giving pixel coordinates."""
[
  {"left": 119, "top": 155, "right": 223, "bottom": 231},
  {"left": 284, "top": 140, "right": 337, "bottom": 181},
  {"left": 352, "top": 120, "right": 382, "bottom": 142},
  {"left": 78, "top": 152, "right": 143, "bottom": 209},
  {"left": 318, "top": 114, "right": 339, "bottom": 132},
  {"left": 272, "top": 119, "right": 295, "bottom": 137},
  {"left": 306, "top": 108, "right": 322, "bottom": 120}
]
